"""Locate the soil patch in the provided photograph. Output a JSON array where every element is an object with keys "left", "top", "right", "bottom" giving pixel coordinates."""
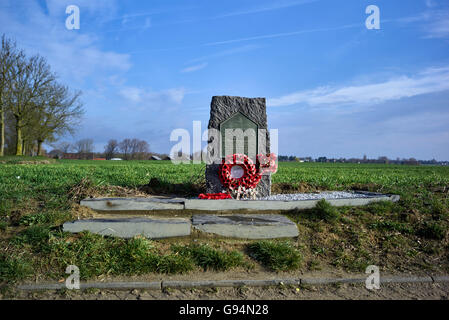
[
  {"left": 69, "top": 178, "right": 147, "bottom": 203},
  {"left": 139, "top": 178, "right": 205, "bottom": 197},
  {"left": 70, "top": 204, "right": 97, "bottom": 220},
  {"left": 271, "top": 183, "right": 323, "bottom": 194},
  {"left": 16, "top": 160, "right": 54, "bottom": 165}
]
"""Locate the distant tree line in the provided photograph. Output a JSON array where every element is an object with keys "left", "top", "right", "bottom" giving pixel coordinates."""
[
  {"left": 104, "top": 138, "right": 149, "bottom": 160},
  {"left": 0, "top": 34, "right": 84, "bottom": 156},
  {"left": 278, "top": 155, "right": 300, "bottom": 162},
  {"left": 49, "top": 138, "right": 150, "bottom": 160},
  {"left": 278, "top": 155, "right": 447, "bottom": 165}
]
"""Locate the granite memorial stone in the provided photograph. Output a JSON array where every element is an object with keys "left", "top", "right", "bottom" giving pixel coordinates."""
[{"left": 205, "top": 96, "right": 271, "bottom": 197}]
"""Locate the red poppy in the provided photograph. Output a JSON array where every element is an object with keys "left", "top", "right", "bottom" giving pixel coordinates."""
[
  {"left": 257, "top": 153, "right": 278, "bottom": 175},
  {"left": 198, "top": 193, "right": 232, "bottom": 199}
]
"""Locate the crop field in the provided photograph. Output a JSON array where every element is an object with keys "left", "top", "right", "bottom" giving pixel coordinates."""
[
  {"left": 1, "top": 157, "right": 449, "bottom": 292},
  {"left": 2, "top": 158, "right": 448, "bottom": 195}
]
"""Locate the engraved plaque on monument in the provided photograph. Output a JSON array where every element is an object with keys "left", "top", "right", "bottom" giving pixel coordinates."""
[{"left": 220, "top": 112, "right": 258, "bottom": 158}]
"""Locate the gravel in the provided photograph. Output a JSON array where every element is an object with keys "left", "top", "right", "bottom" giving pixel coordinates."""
[
  {"left": 191, "top": 191, "right": 388, "bottom": 201},
  {"left": 256, "top": 191, "right": 385, "bottom": 201}
]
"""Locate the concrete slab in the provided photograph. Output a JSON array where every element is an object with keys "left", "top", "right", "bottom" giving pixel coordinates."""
[
  {"left": 19, "top": 274, "right": 449, "bottom": 291},
  {"left": 433, "top": 276, "right": 449, "bottom": 283},
  {"left": 80, "top": 197, "right": 184, "bottom": 211},
  {"left": 63, "top": 217, "right": 191, "bottom": 239},
  {"left": 80, "top": 192, "right": 399, "bottom": 213},
  {"left": 162, "top": 279, "right": 300, "bottom": 289},
  {"left": 185, "top": 193, "right": 398, "bottom": 211},
  {"left": 192, "top": 214, "right": 299, "bottom": 239},
  {"left": 301, "top": 278, "right": 366, "bottom": 285},
  {"left": 380, "top": 276, "right": 433, "bottom": 284},
  {"left": 18, "top": 281, "right": 162, "bottom": 291}
]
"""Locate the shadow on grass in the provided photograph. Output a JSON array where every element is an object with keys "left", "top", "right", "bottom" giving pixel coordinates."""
[{"left": 139, "top": 177, "right": 206, "bottom": 197}]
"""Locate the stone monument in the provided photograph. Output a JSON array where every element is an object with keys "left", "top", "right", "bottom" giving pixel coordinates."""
[{"left": 205, "top": 96, "right": 271, "bottom": 198}]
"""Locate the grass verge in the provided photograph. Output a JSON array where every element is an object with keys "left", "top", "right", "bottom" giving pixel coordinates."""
[
  {"left": 171, "top": 243, "right": 250, "bottom": 271},
  {"left": 247, "top": 241, "right": 302, "bottom": 271},
  {"left": 1, "top": 160, "right": 448, "bottom": 284}
]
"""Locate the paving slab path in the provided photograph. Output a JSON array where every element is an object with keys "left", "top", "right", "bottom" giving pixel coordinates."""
[
  {"left": 67, "top": 192, "right": 399, "bottom": 239},
  {"left": 63, "top": 217, "right": 191, "bottom": 239},
  {"left": 192, "top": 214, "right": 299, "bottom": 239}
]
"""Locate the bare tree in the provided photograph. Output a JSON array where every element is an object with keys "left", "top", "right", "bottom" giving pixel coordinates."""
[
  {"left": 1, "top": 35, "right": 84, "bottom": 157},
  {"left": 74, "top": 138, "right": 94, "bottom": 154},
  {"left": 119, "top": 138, "right": 132, "bottom": 160},
  {"left": 7, "top": 53, "right": 56, "bottom": 155},
  {"left": 31, "top": 82, "right": 83, "bottom": 155},
  {"left": 119, "top": 138, "right": 149, "bottom": 160},
  {"left": 48, "top": 149, "right": 64, "bottom": 159},
  {"left": 53, "top": 141, "right": 72, "bottom": 153},
  {"left": 3, "top": 111, "right": 16, "bottom": 154},
  {"left": 129, "top": 138, "right": 139, "bottom": 160},
  {"left": 104, "top": 139, "right": 119, "bottom": 160},
  {"left": 135, "top": 140, "right": 149, "bottom": 160},
  {"left": 0, "top": 35, "right": 21, "bottom": 156},
  {"left": 122, "top": 139, "right": 133, "bottom": 160}
]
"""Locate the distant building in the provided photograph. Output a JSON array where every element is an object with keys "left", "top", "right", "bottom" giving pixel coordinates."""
[
  {"left": 63, "top": 153, "right": 94, "bottom": 160},
  {"left": 48, "top": 149, "right": 64, "bottom": 159}
]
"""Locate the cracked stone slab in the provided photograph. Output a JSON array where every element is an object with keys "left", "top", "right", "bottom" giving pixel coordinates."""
[
  {"left": 79, "top": 192, "right": 399, "bottom": 213},
  {"left": 80, "top": 197, "right": 185, "bottom": 211},
  {"left": 63, "top": 217, "right": 191, "bottom": 239},
  {"left": 192, "top": 214, "right": 299, "bottom": 239},
  {"left": 185, "top": 193, "right": 398, "bottom": 211}
]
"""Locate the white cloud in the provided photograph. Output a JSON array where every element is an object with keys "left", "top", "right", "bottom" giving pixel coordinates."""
[
  {"left": 143, "top": 17, "right": 152, "bottom": 29},
  {"left": 119, "top": 87, "right": 143, "bottom": 103},
  {"left": 191, "top": 45, "right": 260, "bottom": 62},
  {"left": 397, "top": 9, "right": 449, "bottom": 39},
  {"left": 45, "top": 0, "right": 119, "bottom": 20},
  {"left": 204, "top": 23, "right": 359, "bottom": 46},
  {"left": 181, "top": 62, "right": 208, "bottom": 73},
  {"left": 0, "top": 0, "right": 131, "bottom": 84},
  {"left": 118, "top": 14, "right": 151, "bottom": 31},
  {"left": 122, "top": 15, "right": 130, "bottom": 26},
  {"left": 163, "top": 88, "right": 186, "bottom": 104},
  {"left": 425, "top": 11, "right": 449, "bottom": 38},
  {"left": 426, "top": 0, "right": 437, "bottom": 8},
  {"left": 268, "top": 67, "right": 449, "bottom": 107},
  {"left": 217, "top": 0, "right": 318, "bottom": 18},
  {"left": 119, "top": 87, "right": 186, "bottom": 105}
]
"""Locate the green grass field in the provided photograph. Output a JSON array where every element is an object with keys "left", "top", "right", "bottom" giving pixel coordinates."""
[{"left": 1, "top": 157, "right": 448, "bottom": 288}]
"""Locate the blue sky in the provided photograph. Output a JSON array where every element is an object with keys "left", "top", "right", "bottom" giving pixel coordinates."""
[{"left": 1, "top": 0, "right": 449, "bottom": 160}]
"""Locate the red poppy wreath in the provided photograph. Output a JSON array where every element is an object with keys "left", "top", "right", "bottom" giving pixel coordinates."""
[{"left": 218, "top": 154, "right": 262, "bottom": 190}]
